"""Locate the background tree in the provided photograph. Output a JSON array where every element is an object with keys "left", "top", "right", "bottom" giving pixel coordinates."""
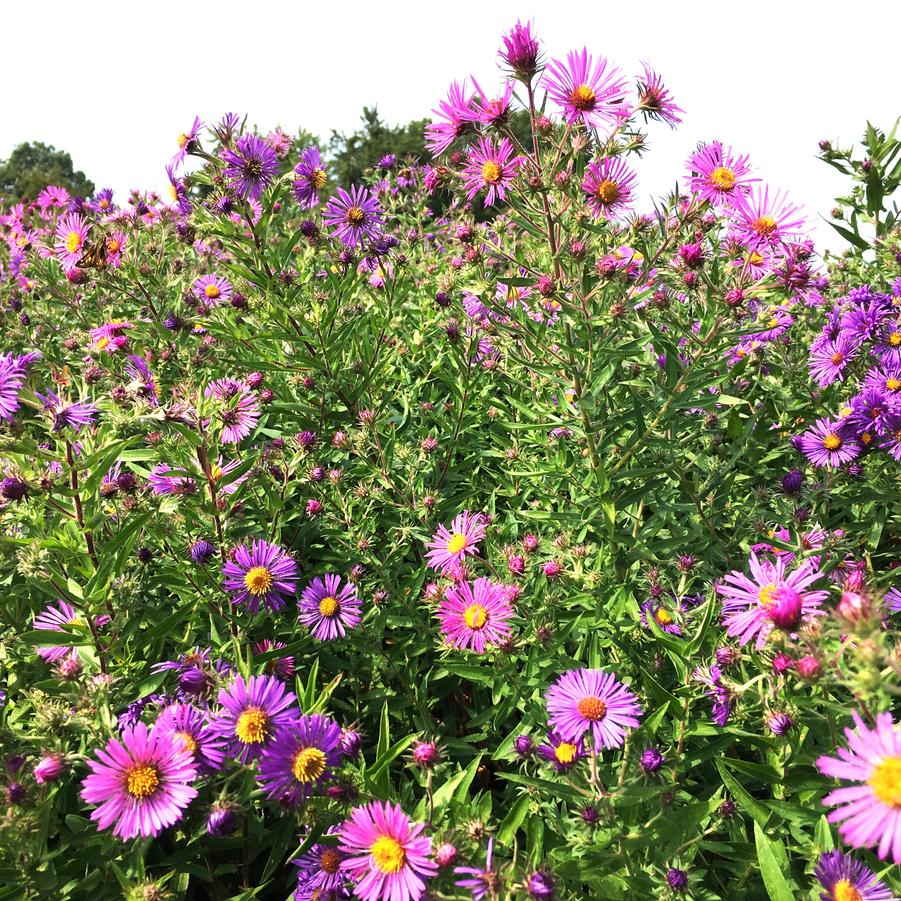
[{"left": 0, "top": 142, "right": 94, "bottom": 202}]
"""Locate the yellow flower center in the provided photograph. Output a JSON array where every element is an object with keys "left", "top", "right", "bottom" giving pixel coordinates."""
[
  {"left": 758, "top": 583, "right": 778, "bottom": 607},
  {"left": 861, "top": 432, "right": 873, "bottom": 446},
  {"left": 749, "top": 251, "right": 764, "bottom": 266},
  {"left": 767, "top": 317, "right": 780, "bottom": 329},
  {"left": 752, "top": 215, "right": 778, "bottom": 237},
  {"left": 888, "top": 331, "right": 901, "bottom": 347},
  {"left": 886, "top": 378, "right": 901, "bottom": 392},
  {"left": 64, "top": 231, "right": 82, "bottom": 254},
  {"left": 125, "top": 764, "right": 160, "bottom": 798},
  {"left": 830, "top": 352, "right": 845, "bottom": 365},
  {"left": 370, "top": 835, "right": 406, "bottom": 874},
  {"left": 595, "top": 179, "right": 620, "bottom": 205},
  {"left": 177, "top": 132, "right": 189, "bottom": 149},
  {"left": 481, "top": 161, "right": 502, "bottom": 185},
  {"left": 576, "top": 696, "right": 607, "bottom": 721},
  {"left": 345, "top": 206, "right": 365, "bottom": 225},
  {"left": 446, "top": 532, "right": 468, "bottom": 555},
  {"left": 869, "top": 755, "right": 901, "bottom": 807},
  {"left": 554, "top": 742, "right": 578, "bottom": 765},
  {"left": 235, "top": 706, "right": 268, "bottom": 744},
  {"left": 570, "top": 84, "right": 596, "bottom": 110},
  {"left": 463, "top": 604, "right": 488, "bottom": 630},
  {"left": 823, "top": 433, "right": 842, "bottom": 451},
  {"left": 291, "top": 746, "right": 327, "bottom": 783},
  {"left": 311, "top": 169, "right": 327, "bottom": 190},
  {"left": 107, "top": 239, "right": 120, "bottom": 253},
  {"left": 99, "top": 198, "right": 110, "bottom": 209},
  {"left": 320, "top": 848, "right": 341, "bottom": 874},
  {"left": 210, "top": 463, "right": 223, "bottom": 481},
  {"left": 204, "top": 284, "right": 221, "bottom": 299},
  {"left": 319, "top": 596, "right": 340, "bottom": 617},
  {"left": 709, "top": 166, "right": 737, "bottom": 190},
  {"left": 67, "top": 617, "right": 83, "bottom": 627},
  {"left": 833, "top": 880, "right": 863, "bottom": 901},
  {"left": 244, "top": 566, "right": 273, "bottom": 596},
  {"left": 655, "top": 608, "right": 674, "bottom": 626},
  {"left": 175, "top": 731, "right": 198, "bottom": 755},
  {"left": 169, "top": 183, "right": 180, "bottom": 203}
]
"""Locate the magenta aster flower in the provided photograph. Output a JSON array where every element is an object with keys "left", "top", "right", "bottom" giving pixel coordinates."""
[
  {"left": 499, "top": 20, "right": 542, "bottom": 82},
  {"left": 205, "top": 378, "right": 260, "bottom": 444},
  {"left": 323, "top": 185, "right": 384, "bottom": 248},
  {"left": 717, "top": 551, "right": 829, "bottom": 648},
  {"left": 685, "top": 142, "right": 757, "bottom": 206},
  {"left": 798, "top": 418, "right": 861, "bottom": 468},
  {"left": 37, "top": 184, "right": 71, "bottom": 210},
  {"left": 80, "top": 723, "right": 198, "bottom": 840},
  {"left": 536, "top": 731, "right": 586, "bottom": 772},
  {"left": 36, "top": 390, "right": 98, "bottom": 432},
  {"left": 147, "top": 463, "right": 195, "bottom": 496},
  {"left": 193, "top": 274, "right": 233, "bottom": 307},
  {"left": 817, "top": 712, "right": 901, "bottom": 864},
  {"left": 454, "top": 838, "right": 500, "bottom": 901},
  {"left": 542, "top": 48, "right": 628, "bottom": 129},
  {"left": 222, "top": 539, "right": 298, "bottom": 613},
  {"left": 582, "top": 156, "right": 637, "bottom": 218},
  {"left": 545, "top": 668, "right": 642, "bottom": 749},
  {"left": 461, "top": 137, "right": 521, "bottom": 207},
  {"left": 293, "top": 145, "right": 327, "bottom": 208},
  {"left": 54, "top": 212, "right": 90, "bottom": 272},
  {"left": 257, "top": 713, "right": 342, "bottom": 805},
  {"left": 437, "top": 578, "right": 514, "bottom": 653},
  {"left": 879, "top": 413, "right": 901, "bottom": 461},
  {"left": 299, "top": 573, "right": 361, "bottom": 640},
  {"left": 814, "top": 850, "right": 897, "bottom": 901},
  {"left": 0, "top": 352, "right": 36, "bottom": 421},
  {"left": 89, "top": 320, "right": 132, "bottom": 355},
  {"left": 213, "top": 674, "right": 300, "bottom": 765},
  {"left": 155, "top": 702, "right": 225, "bottom": 774},
  {"left": 171, "top": 116, "right": 205, "bottom": 169},
  {"left": 426, "top": 81, "right": 477, "bottom": 157},
  {"left": 730, "top": 185, "right": 807, "bottom": 250},
  {"left": 339, "top": 801, "right": 437, "bottom": 901},
  {"left": 635, "top": 64, "right": 683, "bottom": 128},
  {"left": 221, "top": 134, "right": 279, "bottom": 201},
  {"left": 424, "top": 511, "right": 486, "bottom": 574},
  {"left": 32, "top": 600, "right": 84, "bottom": 663},
  {"left": 640, "top": 599, "right": 682, "bottom": 635}
]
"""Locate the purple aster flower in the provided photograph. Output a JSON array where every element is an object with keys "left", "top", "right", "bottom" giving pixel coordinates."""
[
  {"left": 148, "top": 463, "right": 196, "bottom": 496},
  {"left": 798, "top": 418, "right": 861, "bottom": 468},
  {"left": 640, "top": 747, "right": 665, "bottom": 774},
  {"left": 213, "top": 674, "right": 300, "bottom": 765},
  {"left": 885, "top": 587, "right": 901, "bottom": 613},
  {"left": 767, "top": 712, "right": 795, "bottom": 737},
  {"left": 322, "top": 185, "right": 384, "bottom": 248},
  {"left": 666, "top": 868, "right": 689, "bottom": 892},
  {"left": 171, "top": 116, "right": 205, "bottom": 169},
  {"left": 536, "top": 731, "right": 586, "bottom": 772},
  {"left": 36, "top": 390, "right": 97, "bottom": 432},
  {"left": 254, "top": 639, "right": 295, "bottom": 681},
  {"left": 80, "top": 723, "right": 198, "bottom": 840},
  {"left": 815, "top": 850, "right": 897, "bottom": 901},
  {"left": 545, "top": 668, "right": 643, "bottom": 749},
  {"left": 124, "top": 354, "right": 158, "bottom": 406},
  {"left": 221, "top": 134, "right": 279, "bottom": 201},
  {"left": 809, "top": 335, "right": 858, "bottom": 387},
  {"left": 32, "top": 600, "right": 83, "bottom": 663},
  {"left": 155, "top": 702, "right": 225, "bottom": 774},
  {"left": 299, "top": 573, "right": 362, "bottom": 640},
  {"left": 542, "top": 48, "right": 628, "bottom": 128},
  {"left": 222, "top": 539, "right": 299, "bottom": 613},
  {"left": 190, "top": 539, "right": 216, "bottom": 564},
  {"left": 873, "top": 319, "right": 901, "bottom": 366},
  {"left": 257, "top": 713, "right": 342, "bottom": 805},
  {"left": 640, "top": 599, "right": 682, "bottom": 635},
  {"left": 293, "top": 828, "right": 348, "bottom": 899},
  {"left": 693, "top": 665, "right": 732, "bottom": 727},
  {"left": 193, "top": 274, "right": 233, "bottom": 307},
  {"left": 0, "top": 351, "right": 38, "bottom": 421},
  {"left": 526, "top": 870, "right": 555, "bottom": 899},
  {"left": 207, "top": 804, "right": 236, "bottom": 837},
  {"left": 849, "top": 388, "right": 898, "bottom": 433},
  {"left": 293, "top": 146, "right": 327, "bottom": 208},
  {"left": 879, "top": 412, "right": 901, "bottom": 461},
  {"left": 454, "top": 838, "right": 501, "bottom": 901}
]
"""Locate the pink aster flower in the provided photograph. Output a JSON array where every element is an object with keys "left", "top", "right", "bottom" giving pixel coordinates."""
[
  {"left": 436, "top": 577, "right": 514, "bottom": 653},
  {"left": 817, "top": 711, "right": 901, "bottom": 864},
  {"left": 299, "top": 573, "right": 362, "bottom": 640},
  {"left": 461, "top": 136, "right": 521, "bottom": 207},
  {"left": 545, "top": 668, "right": 642, "bottom": 749},
  {"left": 426, "top": 81, "right": 477, "bottom": 157},
  {"left": 542, "top": 48, "right": 628, "bottom": 129},
  {"left": 425, "top": 511, "right": 487, "bottom": 574},
  {"left": 171, "top": 116, "right": 205, "bottom": 170},
  {"left": 730, "top": 185, "right": 807, "bottom": 250},
  {"left": 213, "top": 674, "right": 300, "bottom": 765},
  {"left": 89, "top": 320, "right": 133, "bottom": 354},
  {"left": 339, "top": 801, "right": 437, "bottom": 901},
  {"left": 685, "top": 142, "right": 757, "bottom": 206},
  {"left": 32, "top": 600, "right": 84, "bottom": 663},
  {"left": 54, "top": 212, "right": 90, "bottom": 272},
  {"left": 635, "top": 64, "right": 683, "bottom": 128},
  {"left": 80, "top": 723, "right": 198, "bottom": 840},
  {"left": 193, "top": 274, "right": 232, "bottom": 308},
  {"left": 155, "top": 702, "right": 225, "bottom": 775},
  {"left": 582, "top": 156, "right": 637, "bottom": 218},
  {"left": 204, "top": 378, "right": 260, "bottom": 444},
  {"left": 222, "top": 539, "right": 298, "bottom": 613},
  {"left": 717, "top": 551, "right": 829, "bottom": 648}
]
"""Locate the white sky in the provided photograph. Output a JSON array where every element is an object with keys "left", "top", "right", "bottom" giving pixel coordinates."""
[{"left": 2, "top": 0, "right": 899, "bottom": 251}]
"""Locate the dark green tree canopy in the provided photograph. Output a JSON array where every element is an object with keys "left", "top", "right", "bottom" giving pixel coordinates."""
[{"left": 0, "top": 141, "right": 94, "bottom": 203}]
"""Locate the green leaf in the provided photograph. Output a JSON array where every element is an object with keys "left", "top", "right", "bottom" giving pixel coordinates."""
[
  {"left": 497, "top": 793, "right": 531, "bottom": 845},
  {"left": 754, "top": 821, "right": 794, "bottom": 901},
  {"left": 715, "top": 759, "right": 771, "bottom": 828}
]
